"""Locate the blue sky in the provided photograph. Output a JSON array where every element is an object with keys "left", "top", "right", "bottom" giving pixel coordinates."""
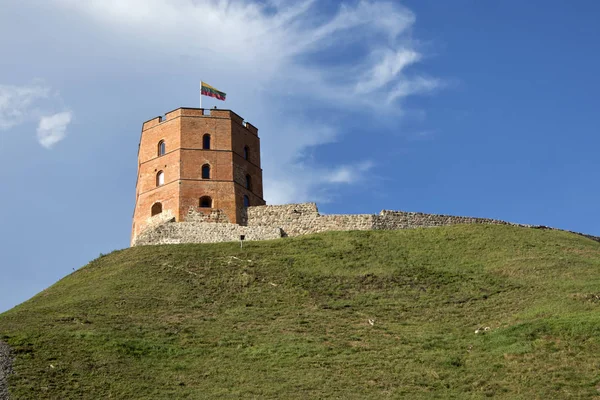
[{"left": 1, "top": 0, "right": 599, "bottom": 312}]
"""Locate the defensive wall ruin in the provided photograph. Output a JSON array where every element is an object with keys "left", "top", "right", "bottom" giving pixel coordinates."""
[{"left": 132, "top": 203, "right": 600, "bottom": 246}]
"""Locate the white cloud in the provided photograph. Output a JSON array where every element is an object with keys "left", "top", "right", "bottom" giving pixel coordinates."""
[
  {"left": 36, "top": 111, "right": 73, "bottom": 149},
  {"left": 387, "top": 76, "right": 441, "bottom": 104},
  {"left": 32, "top": 0, "right": 440, "bottom": 202},
  {"left": 324, "top": 161, "right": 374, "bottom": 184},
  {"left": 266, "top": 160, "right": 374, "bottom": 204},
  {"left": 50, "top": 0, "right": 435, "bottom": 108},
  {"left": 0, "top": 82, "right": 74, "bottom": 148},
  {"left": 0, "top": 83, "right": 49, "bottom": 130},
  {"left": 355, "top": 49, "right": 421, "bottom": 94}
]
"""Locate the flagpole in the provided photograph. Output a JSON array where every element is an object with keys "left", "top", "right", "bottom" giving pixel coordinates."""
[{"left": 200, "top": 81, "right": 202, "bottom": 109}]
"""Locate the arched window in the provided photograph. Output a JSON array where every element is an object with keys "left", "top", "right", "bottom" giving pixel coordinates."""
[
  {"left": 245, "top": 174, "right": 252, "bottom": 190},
  {"left": 156, "top": 171, "right": 164, "bottom": 186},
  {"left": 244, "top": 146, "right": 249, "bottom": 160},
  {"left": 158, "top": 140, "right": 166, "bottom": 156},
  {"left": 243, "top": 195, "right": 250, "bottom": 208},
  {"left": 201, "top": 164, "right": 211, "bottom": 179},
  {"left": 203, "top": 134, "right": 211, "bottom": 150},
  {"left": 151, "top": 202, "right": 162, "bottom": 216},
  {"left": 199, "top": 196, "right": 212, "bottom": 208}
]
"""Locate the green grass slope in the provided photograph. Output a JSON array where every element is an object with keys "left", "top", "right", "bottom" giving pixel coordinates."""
[{"left": 2, "top": 225, "right": 600, "bottom": 399}]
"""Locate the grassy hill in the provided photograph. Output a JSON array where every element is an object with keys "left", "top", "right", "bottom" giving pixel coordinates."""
[{"left": 2, "top": 225, "right": 600, "bottom": 399}]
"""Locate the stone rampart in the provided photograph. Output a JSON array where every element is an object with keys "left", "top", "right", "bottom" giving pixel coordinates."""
[
  {"left": 246, "top": 203, "right": 373, "bottom": 236},
  {"left": 134, "top": 220, "right": 282, "bottom": 245},
  {"left": 185, "top": 208, "right": 231, "bottom": 224},
  {"left": 372, "top": 210, "right": 525, "bottom": 230},
  {"left": 133, "top": 203, "right": 600, "bottom": 246}
]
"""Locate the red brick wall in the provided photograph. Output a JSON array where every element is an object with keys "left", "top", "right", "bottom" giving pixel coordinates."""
[{"left": 131, "top": 108, "right": 266, "bottom": 244}]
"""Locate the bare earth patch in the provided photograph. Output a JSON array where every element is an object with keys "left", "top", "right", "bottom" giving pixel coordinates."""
[{"left": 0, "top": 341, "right": 13, "bottom": 400}]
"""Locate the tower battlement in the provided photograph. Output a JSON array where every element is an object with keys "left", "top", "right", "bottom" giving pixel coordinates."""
[
  {"left": 142, "top": 108, "right": 258, "bottom": 136},
  {"left": 132, "top": 107, "right": 266, "bottom": 245}
]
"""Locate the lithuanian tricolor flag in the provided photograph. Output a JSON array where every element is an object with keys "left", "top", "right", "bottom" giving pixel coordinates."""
[{"left": 201, "top": 82, "right": 226, "bottom": 101}]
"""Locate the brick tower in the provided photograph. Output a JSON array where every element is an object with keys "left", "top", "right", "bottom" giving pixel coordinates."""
[{"left": 131, "top": 108, "right": 265, "bottom": 244}]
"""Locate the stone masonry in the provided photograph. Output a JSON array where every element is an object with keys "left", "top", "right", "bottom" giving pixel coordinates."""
[
  {"left": 132, "top": 203, "right": 600, "bottom": 246},
  {"left": 134, "top": 220, "right": 282, "bottom": 245}
]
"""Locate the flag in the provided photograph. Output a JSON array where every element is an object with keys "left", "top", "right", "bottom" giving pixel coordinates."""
[{"left": 201, "top": 82, "right": 226, "bottom": 101}]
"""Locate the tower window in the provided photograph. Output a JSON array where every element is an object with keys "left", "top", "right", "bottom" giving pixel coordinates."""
[
  {"left": 203, "top": 134, "right": 211, "bottom": 150},
  {"left": 202, "top": 164, "right": 211, "bottom": 179},
  {"left": 245, "top": 174, "right": 252, "bottom": 190},
  {"left": 244, "top": 145, "right": 249, "bottom": 160},
  {"left": 158, "top": 140, "right": 166, "bottom": 156},
  {"left": 199, "top": 196, "right": 212, "bottom": 208},
  {"left": 151, "top": 202, "right": 163, "bottom": 216},
  {"left": 156, "top": 171, "right": 164, "bottom": 186},
  {"left": 243, "top": 195, "right": 250, "bottom": 208}
]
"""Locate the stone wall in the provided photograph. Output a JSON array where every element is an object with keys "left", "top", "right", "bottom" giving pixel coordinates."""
[
  {"left": 245, "top": 204, "right": 528, "bottom": 237},
  {"left": 184, "top": 208, "right": 230, "bottom": 223},
  {"left": 134, "top": 220, "right": 282, "bottom": 245},
  {"left": 246, "top": 203, "right": 373, "bottom": 236},
  {"left": 143, "top": 209, "right": 177, "bottom": 229},
  {"left": 372, "top": 210, "right": 525, "bottom": 230},
  {"left": 133, "top": 202, "right": 600, "bottom": 246}
]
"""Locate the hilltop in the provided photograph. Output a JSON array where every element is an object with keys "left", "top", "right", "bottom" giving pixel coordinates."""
[{"left": 1, "top": 225, "right": 600, "bottom": 399}]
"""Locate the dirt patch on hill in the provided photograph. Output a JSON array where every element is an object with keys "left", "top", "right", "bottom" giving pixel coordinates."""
[{"left": 0, "top": 341, "right": 13, "bottom": 400}]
